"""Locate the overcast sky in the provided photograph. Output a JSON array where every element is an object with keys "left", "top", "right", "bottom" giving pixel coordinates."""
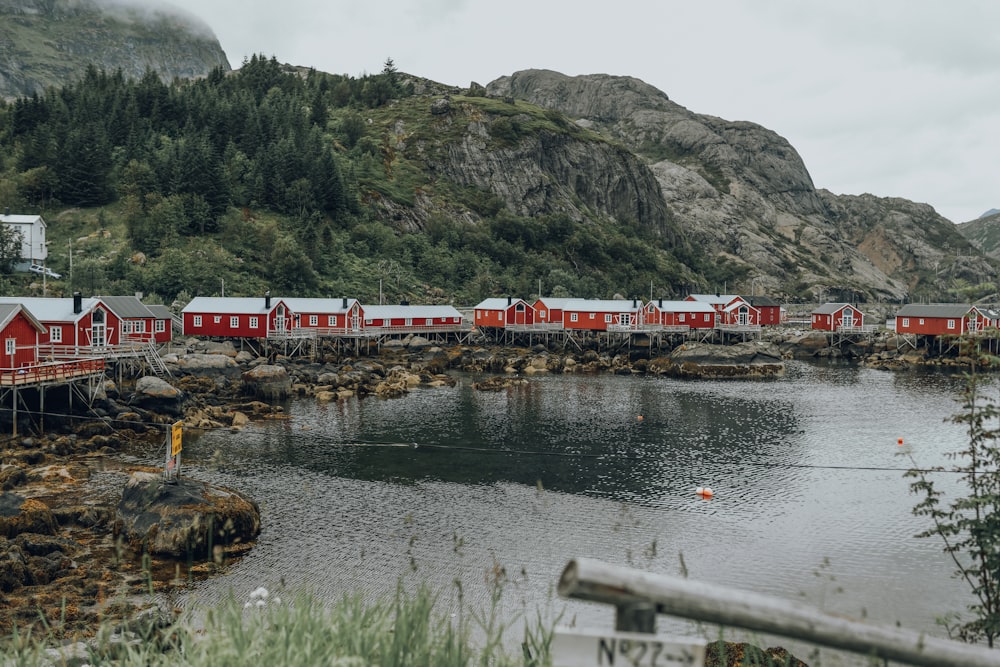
[{"left": 164, "top": 0, "right": 999, "bottom": 224}]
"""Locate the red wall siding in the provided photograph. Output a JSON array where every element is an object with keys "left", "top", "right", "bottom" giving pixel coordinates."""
[{"left": 0, "top": 312, "right": 39, "bottom": 367}]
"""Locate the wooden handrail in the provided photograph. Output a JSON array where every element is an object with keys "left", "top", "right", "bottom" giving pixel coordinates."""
[{"left": 558, "top": 558, "right": 999, "bottom": 667}]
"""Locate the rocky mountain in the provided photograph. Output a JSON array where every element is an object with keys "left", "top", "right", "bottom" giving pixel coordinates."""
[
  {"left": 0, "top": 0, "right": 230, "bottom": 99},
  {"left": 486, "top": 70, "right": 996, "bottom": 302},
  {"left": 957, "top": 211, "right": 1000, "bottom": 260}
]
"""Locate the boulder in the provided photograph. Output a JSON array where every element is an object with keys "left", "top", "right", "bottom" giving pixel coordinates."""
[
  {"left": 115, "top": 472, "right": 261, "bottom": 559},
  {"left": 655, "top": 341, "right": 785, "bottom": 379},
  {"left": 0, "top": 494, "right": 58, "bottom": 537},
  {"left": 131, "top": 376, "right": 184, "bottom": 416},
  {"left": 170, "top": 353, "right": 240, "bottom": 373},
  {"left": 241, "top": 364, "right": 291, "bottom": 400}
]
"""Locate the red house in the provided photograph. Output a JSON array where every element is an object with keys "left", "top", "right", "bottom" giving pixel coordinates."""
[
  {"left": 182, "top": 294, "right": 291, "bottom": 338},
  {"left": 0, "top": 303, "right": 46, "bottom": 368},
  {"left": 283, "top": 298, "right": 363, "bottom": 332},
  {"left": 744, "top": 296, "right": 783, "bottom": 326},
  {"left": 719, "top": 299, "right": 760, "bottom": 326},
  {"left": 473, "top": 298, "right": 535, "bottom": 329},
  {"left": 532, "top": 298, "right": 579, "bottom": 327},
  {"left": 96, "top": 296, "right": 162, "bottom": 344},
  {"left": 362, "top": 304, "right": 464, "bottom": 332},
  {"left": 146, "top": 305, "right": 176, "bottom": 344},
  {"left": 893, "top": 304, "right": 989, "bottom": 336},
  {"left": 563, "top": 299, "right": 644, "bottom": 332},
  {"left": 686, "top": 294, "right": 741, "bottom": 316},
  {"left": 0, "top": 294, "right": 133, "bottom": 350},
  {"left": 644, "top": 299, "right": 716, "bottom": 330},
  {"left": 811, "top": 303, "right": 868, "bottom": 332}
]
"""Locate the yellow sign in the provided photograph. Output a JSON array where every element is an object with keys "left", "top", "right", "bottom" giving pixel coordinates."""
[{"left": 171, "top": 421, "right": 183, "bottom": 456}]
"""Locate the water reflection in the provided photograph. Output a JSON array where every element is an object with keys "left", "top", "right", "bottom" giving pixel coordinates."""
[{"left": 168, "top": 360, "right": 974, "bottom": 656}]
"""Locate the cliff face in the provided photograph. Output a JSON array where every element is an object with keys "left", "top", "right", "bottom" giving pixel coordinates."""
[
  {"left": 487, "top": 69, "right": 996, "bottom": 302},
  {"left": 0, "top": 0, "right": 230, "bottom": 99}
]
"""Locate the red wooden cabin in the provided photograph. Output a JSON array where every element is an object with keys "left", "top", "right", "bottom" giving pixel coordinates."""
[
  {"left": 363, "top": 304, "right": 464, "bottom": 332},
  {"left": 744, "top": 296, "right": 782, "bottom": 326},
  {"left": 182, "top": 294, "right": 291, "bottom": 338},
  {"left": 0, "top": 303, "right": 45, "bottom": 368},
  {"left": 96, "top": 296, "right": 162, "bottom": 344},
  {"left": 719, "top": 299, "right": 760, "bottom": 326},
  {"left": 893, "top": 304, "right": 989, "bottom": 335},
  {"left": 562, "top": 299, "right": 644, "bottom": 332},
  {"left": 145, "top": 305, "right": 176, "bottom": 344},
  {"left": 532, "top": 298, "right": 579, "bottom": 327},
  {"left": 283, "top": 298, "right": 363, "bottom": 332},
  {"left": 644, "top": 299, "right": 716, "bottom": 329},
  {"left": 473, "top": 298, "right": 535, "bottom": 329},
  {"left": 811, "top": 303, "right": 867, "bottom": 332}
]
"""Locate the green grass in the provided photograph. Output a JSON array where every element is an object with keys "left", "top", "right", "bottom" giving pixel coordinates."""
[{"left": 4, "top": 584, "right": 557, "bottom": 667}]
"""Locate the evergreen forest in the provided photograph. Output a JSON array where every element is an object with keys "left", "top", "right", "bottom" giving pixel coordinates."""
[{"left": 0, "top": 55, "right": 711, "bottom": 307}]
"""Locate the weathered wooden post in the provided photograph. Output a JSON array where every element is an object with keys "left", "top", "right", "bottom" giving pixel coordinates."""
[{"left": 556, "top": 557, "right": 1000, "bottom": 667}]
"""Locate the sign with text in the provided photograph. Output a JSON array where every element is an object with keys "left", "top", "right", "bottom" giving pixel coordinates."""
[
  {"left": 551, "top": 627, "right": 706, "bottom": 667},
  {"left": 171, "top": 421, "right": 183, "bottom": 456}
]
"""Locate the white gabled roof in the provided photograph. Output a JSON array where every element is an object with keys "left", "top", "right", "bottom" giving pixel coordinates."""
[
  {"left": 182, "top": 297, "right": 274, "bottom": 315},
  {"left": 364, "top": 304, "right": 463, "bottom": 320},
  {"left": 474, "top": 297, "right": 528, "bottom": 309},
  {"left": 0, "top": 296, "right": 98, "bottom": 322},
  {"left": 650, "top": 300, "right": 716, "bottom": 313},
  {"left": 282, "top": 298, "right": 358, "bottom": 314},
  {"left": 0, "top": 214, "right": 45, "bottom": 227}
]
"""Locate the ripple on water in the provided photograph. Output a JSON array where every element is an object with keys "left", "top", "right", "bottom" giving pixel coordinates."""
[{"left": 159, "top": 362, "right": 973, "bottom": 647}]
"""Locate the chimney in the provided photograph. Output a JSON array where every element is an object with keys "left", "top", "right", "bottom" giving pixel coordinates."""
[
  {"left": 73, "top": 292, "right": 82, "bottom": 314},
  {"left": 633, "top": 298, "right": 638, "bottom": 308},
  {"left": 507, "top": 296, "right": 512, "bottom": 305},
  {"left": 658, "top": 298, "right": 663, "bottom": 308},
  {"left": 342, "top": 297, "right": 348, "bottom": 309},
  {"left": 265, "top": 290, "right": 271, "bottom": 309}
]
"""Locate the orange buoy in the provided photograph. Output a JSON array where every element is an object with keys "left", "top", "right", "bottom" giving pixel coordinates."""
[
  {"left": 897, "top": 437, "right": 904, "bottom": 446},
  {"left": 695, "top": 486, "right": 714, "bottom": 499}
]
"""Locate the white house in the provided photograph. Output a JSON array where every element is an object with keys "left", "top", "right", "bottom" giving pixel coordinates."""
[{"left": 0, "top": 210, "right": 48, "bottom": 271}]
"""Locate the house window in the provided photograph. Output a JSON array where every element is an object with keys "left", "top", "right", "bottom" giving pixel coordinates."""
[
  {"left": 405, "top": 319, "right": 413, "bottom": 327},
  {"left": 539, "top": 310, "right": 547, "bottom": 318},
  {"left": 365, "top": 319, "right": 373, "bottom": 325},
  {"left": 570, "top": 313, "right": 578, "bottom": 322},
  {"left": 155, "top": 320, "right": 165, "bottom": 333},
  {"left": 425, "top": 319, "right": 432, "bottom": 326},
  {"left": 679, "top": 314, "right": 686, "bottom": 322},
  {"left": 193, "top": 315, "right": 202, "bottom": 327},
  {"left": 589, "top": 313, "right": 596, "bottom": 320},
  {"left": 605, "top": 314, "right": 613, "bottom": 323},
  {"left": 901, "top": 318, "right": 909, "bottom": 327},
  {"left": 919, "top": 319, "right": 925, "bottom": 325},
  {"left": 5, "top": 339, "right": 14, "bottom": 356},
  {"left": 947, "top": 319, "right": 956, "bottom": 329},
  {"left": 122, "top": 321, "right": 133, "bottom": 335},
  {"left": 133, "top": 321, "right": 145, "bottom": 333},
  {"left": 705, "top": 314, "right": 711, "bottom": 322},
  {"left": 328, "top": 316, "right": 336, "bottom": 326},
  {"left": 50, "top": 327, "right": 62, "bottom": 343},
  {"left": 230, "top": 316, "right": 239, "bottom": 328},
  {"left": 249, "top": 317, "right": 259, "bottom": 329}
]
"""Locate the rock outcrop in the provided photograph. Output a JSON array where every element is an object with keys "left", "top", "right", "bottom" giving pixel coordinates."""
[
  {"left": 0, "top": 0, "right": 231, "bottom": 99},
  {"left": 486, "top": 69, "right": 997, "bottom": 302}
]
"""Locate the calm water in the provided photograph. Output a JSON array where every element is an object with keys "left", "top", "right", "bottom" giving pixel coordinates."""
[{"left": 149, "top": 360, "right": 985, "bottom": 658}]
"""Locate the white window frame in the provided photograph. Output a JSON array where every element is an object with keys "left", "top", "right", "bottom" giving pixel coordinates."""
[
  {"left": 155, "top": 319, "right": 165, "bottom": 333},
  {"left": 50, "top": 326, "right": 63, "bottom": 343},
  {"left": 901, "top": 318, "right": 909, "bottom": 327},
  {"left": 605, "top": 314, "right": 613, "bottom": 323},
  {"left": 570, "top": 313, "right": 578, "bottom": 323},
  {"left": 249, "top": 316, "right": 259, "bottom": 329},
  {"left": 193, "top": 315, "right": 203, "bottom": 327},
  {"left": 214, "top": 316, "right": 221, "bottom": 324},
  {"left": 5, "top": 338, "right": 15, "bottom": 356},
  {"left": 679, "top": 314, "right": 686, "bottom": 322},
  {"left": 230, "top": 316, "right": 239, "bottom": 328},
  {"left": 947, "top": 319, "right": 956, "bottom": 329},
  {"left": 309, "top": 315, "right": 318, "bottom": 326},
  {"left": 328, "top": 316, "right": 336, "bottom": 326}
]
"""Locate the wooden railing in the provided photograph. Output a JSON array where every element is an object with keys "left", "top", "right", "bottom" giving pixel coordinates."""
[
  {"left": 0, "top": 357, "right": 104, "bottom": 386},
  {"left": 268, "top": 323, "right": 470, "bottom": 339},
  {"left": 555, "top": 558, "right": 998, "bottom": 667}
]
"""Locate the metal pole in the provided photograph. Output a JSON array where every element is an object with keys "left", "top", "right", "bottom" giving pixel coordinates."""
[{"left": 558, "top": 558, "right": 1000, "bottom": 667}]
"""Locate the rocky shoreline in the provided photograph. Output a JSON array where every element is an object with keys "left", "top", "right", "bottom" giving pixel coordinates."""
[{"left": 0, "top": 329, "right": 986, "bottom": 642}]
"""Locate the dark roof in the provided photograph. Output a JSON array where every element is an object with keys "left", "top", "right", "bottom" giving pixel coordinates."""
[
  {"left": 743, "top": 295, "right": 780, "bottom": 307},
  {"left": 146, "top": 304, "right": 173, "bottom": 319},
  {"left": 812, "top": 302, "right": 853, "bottom": 315},
  {"left": 895, "top": 303, "right": 972, "bottom": 318},
  {"left": 97, "top": 296, "right": 156, "bottom": 319}
]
